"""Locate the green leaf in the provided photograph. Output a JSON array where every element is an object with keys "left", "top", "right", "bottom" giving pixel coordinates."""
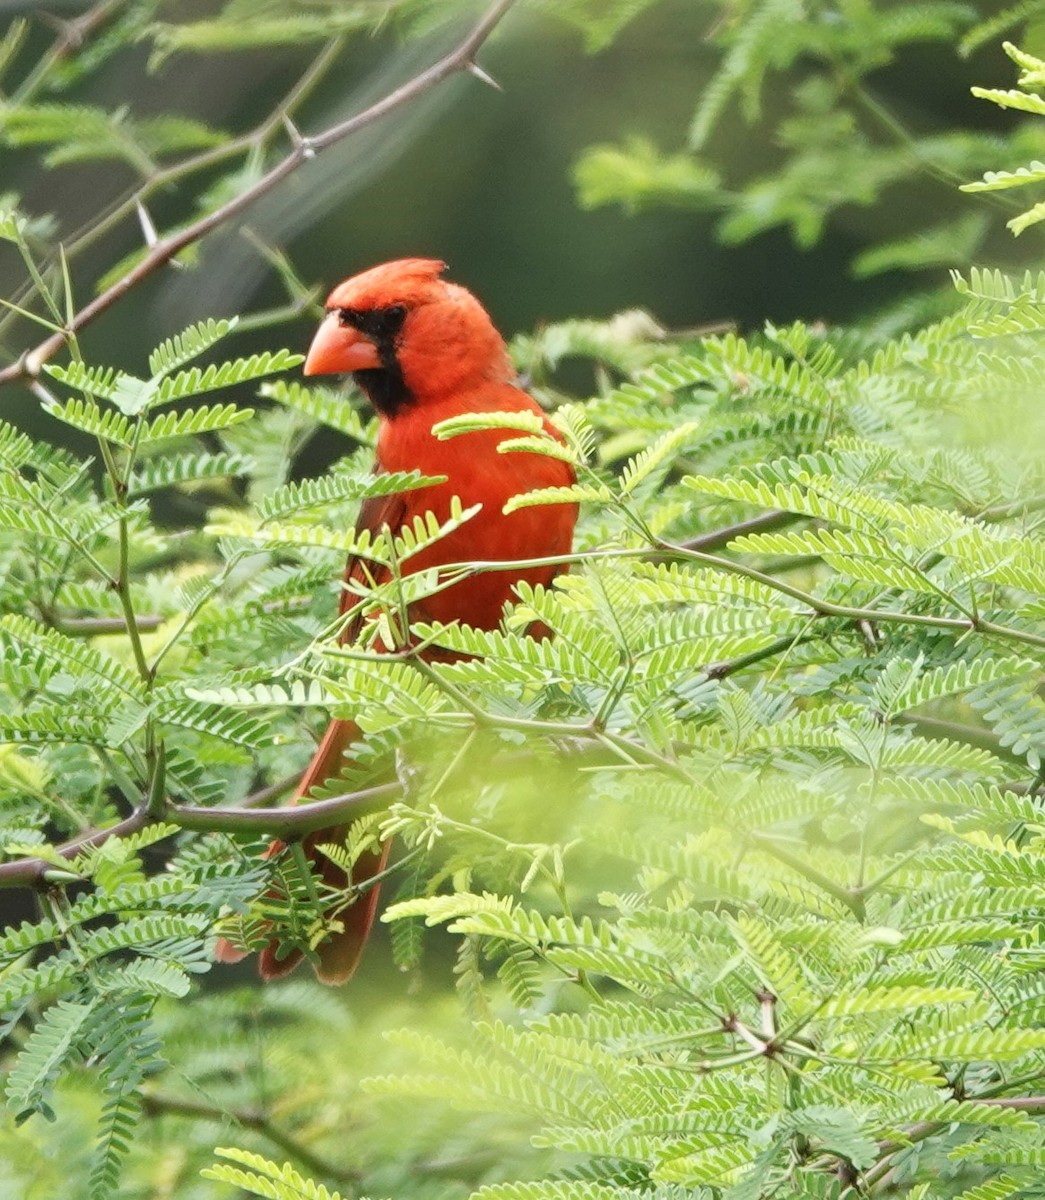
[
  {"left": 961, "top": 160, "right": 1045, "bottom": 193},
  {"left": 148, "top": 317, "right": 238, "bottom": 377},
  {"left": 153, "top": 350, "right": 302, "bottom": 403},
  {"left": 139, "top": 403, "right": 255, "bottom": 444},
  {"left": 202, "top": 1147, "right": 349, "bottom": 1200},
  {"left": 969, "top": 86, "right": 1045, "bottom": 115},
  {"left": 260, "top": 378, "right": 375, "bottom": 442},
  {"left": 5, "top": 998, "right": 94, "bottom": 1122},
  {"left": 126, "top": 451, "right": 254, "bottom": 496}
]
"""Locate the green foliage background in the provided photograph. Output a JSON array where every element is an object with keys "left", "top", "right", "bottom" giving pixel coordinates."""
[{"left": 0, "top": 3, "right": 1044, "bottom": 1200}]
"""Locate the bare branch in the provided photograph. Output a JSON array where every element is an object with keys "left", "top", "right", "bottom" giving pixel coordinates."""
[
  {"left": 141, "top": 1091, "right": 360, "bottom": 1185},
  {"left": 0, "top": 0, "right": 519, "bottom": 389},
  {"left": 168, "top": 782, "right": 398, "bottom": 836},
  {"left": 0, "top": 782, "right": 400, "bottom": 889},
  {"left": 0, "top": 809, "right": 151, "bottom": 889}
]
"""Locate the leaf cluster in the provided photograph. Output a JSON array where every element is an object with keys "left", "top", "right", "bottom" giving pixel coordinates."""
[
  {"left": 1, "top": 251, "right": 1040, "bottom": 1197},
  {"left": 572, "top": 0, "right": 1045, "bottom": 293}
]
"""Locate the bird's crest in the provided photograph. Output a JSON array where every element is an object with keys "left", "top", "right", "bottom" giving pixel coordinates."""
[{"left": 325, "top": 258, "right": 448, "bottom": 310}]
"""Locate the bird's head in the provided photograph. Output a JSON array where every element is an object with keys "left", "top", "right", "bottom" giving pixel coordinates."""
[{"left": 304, "top": 258, "right": 513, "bottom": 417}]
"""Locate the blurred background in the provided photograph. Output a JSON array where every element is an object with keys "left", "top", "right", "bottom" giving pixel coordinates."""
[{"left": 1, "top": 0, "right": 1039, "bottom": 412}]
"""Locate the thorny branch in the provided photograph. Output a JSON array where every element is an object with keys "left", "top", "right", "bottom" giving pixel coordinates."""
[
  {"left": 0, "top": 0, "right": 519, "bottom": 389},
  {"left": 0, "top": 783, "right": 399, "bottom": 889}
]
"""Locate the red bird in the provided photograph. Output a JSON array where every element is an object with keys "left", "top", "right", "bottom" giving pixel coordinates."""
[{"left": 220, "top": 258, "right": 577, "bottom": 984}]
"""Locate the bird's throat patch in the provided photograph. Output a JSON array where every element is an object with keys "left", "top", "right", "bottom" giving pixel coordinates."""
[{"left": 337, "top": 304, "right": 414, "bottom": 416}]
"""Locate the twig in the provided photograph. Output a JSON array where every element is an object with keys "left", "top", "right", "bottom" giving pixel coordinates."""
[
  {"left": 0, "top": 37, "right": 344, "bottom": 338},
  {"left": 975, "top": 1094, "right": 1045, "bottom": 1112},
  {"left": 0, "top": 0, "right": 519, "bottom": 388},
  {"left": 140, "top": 1091, "right": 359, "bottom": 1186},
  {"left": 656, "top": 539, "right": 1045, "bottom": 651},
  {"left": 703, "top": 631, "right": 817, "bottom": 681},
  {"left": 403, "top": 544, "right": 1045, "bottom": 652},
  {"left": 975, "top": 492, "right": 1045, "bottom": 523},
  {"left": 675, "top": 509, "right": 796, "bottom": 554},
  {"left": 49, "top": 613, "right": 166, "bottom": 636},
  {"left": 10, "top": 0, "right": 120, "bottom": 105},
  {"left": 898, "top": 712, "right": 1019, "bottom": 764},
  {"left": 856, "top": 1094, "right": 1045, "bottom": 1193},
  {"left": 239, "top": 771, "right": 301, "bottom": 809},
  {"left": 0, "top": 809, "right": 151, "bottom": 887},
  {"left": 747, "top": 831, "right": 865, "bottom": 918}
]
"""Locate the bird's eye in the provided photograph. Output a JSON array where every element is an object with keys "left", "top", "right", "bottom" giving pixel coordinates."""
[{"left": 334, "top": 305, "right": 406, "bottom": 340}]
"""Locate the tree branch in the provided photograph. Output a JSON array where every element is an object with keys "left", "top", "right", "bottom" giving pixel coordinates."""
[
  {"left": 703, "top": 631, "right": 817, "bottom": 681},
  {"left": 48, "top": 614, "right": 166, "bottom": 636},
  {"left": 239, "top": 771, "right": 301, "bottom": 809},
  {"left": 0, "top": 783, "right": 400, "bottom": 889},
  {"left": 655, "top": 539, "right": 1045, "bottom": 651},
  {"left": 857, "top": 1093, "right": 1045, "bottom": 1193},
  {"left": 141, "top": 1091, "right": 359, "bottom": 1186},
  {"left": 0, "top": 39, "right": 342, "bottom": 343},
  {"left": 10, "top": 0, "right": 120, "bottom": 105},
  {"left": 168, "top": 783, "right": 397, "bottom": 835},
  {"left": 0, "top": 0, "right": 519, "bottom": 389}
]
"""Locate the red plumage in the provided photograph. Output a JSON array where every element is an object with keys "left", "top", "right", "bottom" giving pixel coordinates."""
[{"left": 218, "top": 259, "right": 577, "bottom": 983}]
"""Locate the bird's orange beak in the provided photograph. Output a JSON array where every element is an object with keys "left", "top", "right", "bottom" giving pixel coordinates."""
[{"left": 303, "top": 313, "right": 383, "bottom": 376}]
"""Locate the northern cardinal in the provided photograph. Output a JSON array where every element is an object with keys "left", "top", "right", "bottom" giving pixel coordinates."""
[{"left": 218, "top": 258, "right": 577, "bottom": 983}]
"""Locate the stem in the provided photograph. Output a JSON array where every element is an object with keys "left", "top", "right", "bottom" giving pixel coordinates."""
[
  {"left": 703, "top": 630, "right": 817, "bottom": 681},
  {"left": 384, "top": 544, "right": 1045, "bottom": 652},
  {"left": 140, "top": 1091, "right": 359, "bottom": 1186},
  {"left": 0, "top": 809, "right": 151, "bottom": 887},
  {"left": 675, "top": 510, "right": 798, "bottom": 554},
  {"left": 148, "top": 550, "right": 248, "bottom": 676},
  {"left": 975, "top": 492, "right": 1045, "bottom": 523},
  {"left": 974, "top": 1094, "right": 1045, "bottom": 1112},
  {"left": 11, "top": 0, "right": 120, "bottom": 105},
  {"left": 856, "top": 1091, "right": 1045, "bottom": 1194},
  {"left": 240, "top": 772, "right": 300, "bottom": 809},
  {"left": 116, "top": 517, "right": 152, "bottom": 682},
  {"left": 168, "top": 783, "right": 398, "bottom": 836},
  {"left": 660, "top": 540, "right": 1045, "bottom": 651},
  {"left": 748, "top": 831, "right": 865, "bottom": 918},
  {"left": 898, "top": 712, "right": 1019, "bottom": 763},
  {"left": 0, "top": 783, "right": 400, "bottom": 888},
  {"left": 49, "top": 613, "right": 165, "bottom": 636}
]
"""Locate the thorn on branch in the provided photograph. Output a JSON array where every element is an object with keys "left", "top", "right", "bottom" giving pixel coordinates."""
[
  {"left": 857, "top": 618, "right": 879, "bottom": 650},
  {"left": 37, "top": 11, "right": 75, "bottom": 41},
  {"left": 135, "top": 197, "right": 160, "bottom": 249},
  {"left": 281, "top": 112, "right": 315, "bottom": 158},
  {"left": 28, "top": 378, "right": 57, "bottom": 407},
  {"left": 466, "top": 59, "right": 502, "bottom": 91},
  {"left": 0, "top": 0, "right": 519, "bottom": 389},
  {"left": 20, "top": 348, "right": 42, "bottom": 380}
]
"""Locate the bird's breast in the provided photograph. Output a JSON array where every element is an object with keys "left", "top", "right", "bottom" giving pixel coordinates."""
[{"left": 373, "top": 394, "right": 577, "bottom": 631}]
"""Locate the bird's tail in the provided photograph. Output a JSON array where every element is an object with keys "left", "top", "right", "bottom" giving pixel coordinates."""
[{"left": 215, "top": 717, "right": 391, "bottom": 984}]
